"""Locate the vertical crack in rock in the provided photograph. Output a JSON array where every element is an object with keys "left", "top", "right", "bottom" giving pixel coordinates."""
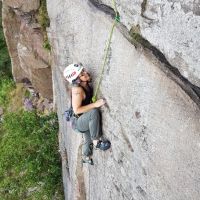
[
  {"left": 141, "top": 0, "right": 147, "bottom": 16},
  {"left": 75, "top": 144, "right": 86, "bottom": 200},
  {"left": 88, "top": 0, "right": 115, "bottom": 19},
  {"left": 61, "top": 148, "right": 70, "bottom": 177},
  {"left": 141, "top": 0, "right": 153, "bottom": 20},
  {"left": 59, "top": 132, "right": 70, "bottom": 198},
  {"left": 119, "top": 122, "right": 134, "bottom": 152},
  {"left": 87, "top": 1, "right": 200, "bottom": 109}
]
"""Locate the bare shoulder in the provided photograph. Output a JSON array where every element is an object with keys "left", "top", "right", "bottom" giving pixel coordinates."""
[{"left": 72, "top": 86, "right": 83, "bottom": 96}]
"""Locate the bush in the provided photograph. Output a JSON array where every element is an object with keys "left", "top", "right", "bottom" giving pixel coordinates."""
[
  {"left": 0, "top": 8, "right": 15, "bottom": 111},
  {"left": 0, "top": 77, "right": 15, "bottom": 108},
  {"left": 0, "top": 4, "right": 63, "bottom": 198},
  {"left": 38, "top": 0, "right": 51, "bottom": 51},
  {"left": 0, "top": 111, "right": 63, "bottom": 199},
  {"left": 38, "top": 0, "right": 50, "bottom": 31},
  {"left": 43, "top": 37, "right": 51, "bottom": 51}
]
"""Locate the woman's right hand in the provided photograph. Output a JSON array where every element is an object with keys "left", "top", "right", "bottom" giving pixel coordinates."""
[{"left": 94, "top": 99, "right": 106, "bottom": 108}]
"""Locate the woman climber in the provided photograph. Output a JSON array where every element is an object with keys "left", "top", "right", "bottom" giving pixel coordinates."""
[{"left": 63, "top": 63, "right": 111, "bottom": 165}]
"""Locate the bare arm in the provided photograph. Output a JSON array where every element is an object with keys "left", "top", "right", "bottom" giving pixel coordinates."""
[{"left": 72, "top": 87, "right": 105, "bottom": 115}]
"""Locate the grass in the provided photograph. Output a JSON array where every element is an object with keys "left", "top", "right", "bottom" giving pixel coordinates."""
[
  {"left": 0, "top": 111, "right": 63, "bottom": 199},
  {"left": 0, "top": 76, "right": 64, "bottom": 199},
  {"left": 0, "top": 4, "right": 64, "bottom": 198},
  {"left": 8, "top": 83, "right": 28, "bottom": 112},
  {"left": 0, "top": 81, "right": 64, "bottom": 199},
  {"left": 38, "top": 0, "right": 50, "bottom": 31},
  {"left": 0, "top": 1, "right": 14, "bottom": 110},
  {"left": 24, "top": 89, "right": 31, "bottom": 98},
  {"left": 0, "top": 77, "right": 15, "bottom": 110},
  {"left": 43, "top": 37, "right": 51, "bottom": 51}
]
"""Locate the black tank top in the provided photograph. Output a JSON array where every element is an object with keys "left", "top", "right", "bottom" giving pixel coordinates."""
[{"left": 81, "top": 85, "right": 93, "bottom": 106}]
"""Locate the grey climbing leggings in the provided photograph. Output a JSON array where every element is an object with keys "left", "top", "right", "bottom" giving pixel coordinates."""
[{"left": 75, "top": 108, "right": 102, "bottom": 157}]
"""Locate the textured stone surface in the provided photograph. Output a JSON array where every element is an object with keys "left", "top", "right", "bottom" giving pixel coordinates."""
[
  {"left": 141, "top": 0, "right": 200, "bottom": 87},
  {"left": 2, "top": 1, "right": 52, "bottom": 98},
  {"left": 3, "top": 0, "right": 40, "bottom": 12},
  {"left": 2, "top": 0, "right": 200, "bottom": 199},
  {"left": 101, "top": 0, "right": 200, "bottom": 87},
  {"left": 47, "top": 0, "right": 200, "bottom": 200}
]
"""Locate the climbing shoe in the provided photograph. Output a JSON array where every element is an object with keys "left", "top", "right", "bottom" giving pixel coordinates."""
[
  {"left": 95, "top": 140, "right": 111, "bottom": 151},
  {"left": 82, "top": 158, "right": 94, "bottom": 165}
]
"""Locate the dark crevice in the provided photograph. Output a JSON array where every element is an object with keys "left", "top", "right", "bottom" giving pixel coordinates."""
[
  {"left": 141, "top": 0, "right": 153, "bottom": 20},
  {"left": 129, "top": 31, "right": 200, "bottom": 108},
  {"left": 192, "top": 85, "right": 200, "bottom": 98},
  {"left": 88, "top": 0, "right": 115, "bottom": 19},
  {"left": 75, "top": 144, "right": 86, "bottom": 200},
  {"left": 88, "top": 0, "right": 200, "bottom": 109},
  {"left": 141, "top": 0, "right": 147, "bottom": 15}
]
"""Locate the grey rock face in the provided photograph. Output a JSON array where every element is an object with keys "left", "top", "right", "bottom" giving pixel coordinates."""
[
  {"left": 47, "top": 0, "right": 200, "bottom": 200},
  {"left": 141, "top": 0, "right": 200, "bottom": 87},
  {"left": 101, "top": 0, "right": 200, "bottom": 87}
]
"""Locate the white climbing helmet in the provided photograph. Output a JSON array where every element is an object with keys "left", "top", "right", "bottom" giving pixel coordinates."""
[{"left": 63, "top": 63, "right": 83, "bottom": 83}]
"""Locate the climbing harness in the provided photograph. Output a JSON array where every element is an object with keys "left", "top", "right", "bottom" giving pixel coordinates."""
[{"left": 92, "top": 0, "right": 120, "bottom": 103}]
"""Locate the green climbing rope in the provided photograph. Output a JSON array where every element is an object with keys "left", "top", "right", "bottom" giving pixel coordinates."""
[
  {"left": 112, "top": 0, "right": 118, "bottom": 15},
  {"left": 92, "top": 0, "right": 120, "bottom": 103}
]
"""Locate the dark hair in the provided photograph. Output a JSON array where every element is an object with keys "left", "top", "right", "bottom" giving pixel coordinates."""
[{"left": 71, "top": 77, "right": 81, "bottom": 86}]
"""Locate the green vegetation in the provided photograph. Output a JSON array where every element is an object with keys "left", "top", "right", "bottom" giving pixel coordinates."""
[
  {"left": 38, "top": 0, "right": 50, "bottom": 31},
  {"left": 24, "top": 89, "right": 31, "bottom": 98},
  {"left": 38, "top": 0, "right": 51, "bottom": 51},
  {"left": 43, "top": 38, "right": 51, "bottom": 51},
  {"left": 0, "top": 4, "right": 63, "bottom": 199},
  {"left": 0, "top": 77, "right": 15, "bottom": 109},
  {"left": 0, "top": 111, "right": 63, "bottom": 199},
  {"left": 0, "top": 1, "right": 14, "bottom": 109}
]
